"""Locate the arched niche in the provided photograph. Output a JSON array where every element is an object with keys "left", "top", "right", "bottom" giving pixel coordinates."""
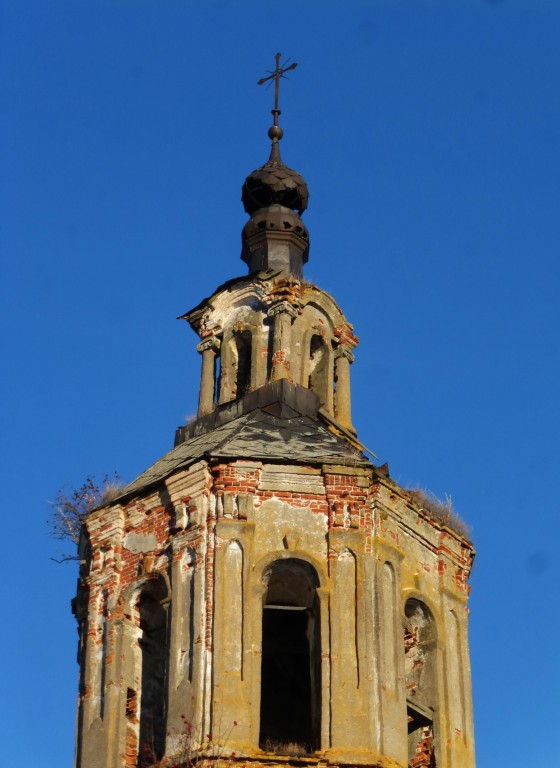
[
  {"left": 180, "top": 548, "right": 196, "bottom": 685},
  {"left": 404, "top": 598, "right": 437, "bottom": 768},
  {"left": 291, "top": 301, "right": 335, "bottom": 393},
  {"left": 219, "top": 321, "right": 258, "bottom": 404},
  {"left": 223, "top": 540, "right": 244, "bottom": 674},
  {"left": 307, "top": 333, "right": 330, "bottom": 408},
  {"left": 259, "top": 558, "right": 321, "bottom": 754},
  {"left": 234, "top": 330, "right": 253, "bottom": 398},
  {"left": 133, "top": 576, "right": 170, "bottom": 767}
]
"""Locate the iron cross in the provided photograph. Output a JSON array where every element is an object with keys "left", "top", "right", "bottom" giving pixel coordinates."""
[{"left": 258, "top": 53, "right": 297, "bottom": 125}]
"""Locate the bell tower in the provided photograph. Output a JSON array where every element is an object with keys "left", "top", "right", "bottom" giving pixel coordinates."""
[{"left": 74, "top": 57, "right": 476, "bottom": 768}]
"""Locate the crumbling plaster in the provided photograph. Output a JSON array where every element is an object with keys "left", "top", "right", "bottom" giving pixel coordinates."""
[
  {"left": 75, "top": 456, "right": 475, "bottom": 768},
  {"left": 183, "top": 273, "right": 358, "bottom": 427}
]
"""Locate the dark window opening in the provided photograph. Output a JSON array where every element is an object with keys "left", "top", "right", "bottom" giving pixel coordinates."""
[
  {"left": 404, "top": 599, "right": 437, "bottom": 767},
  {"left": 214, "top": 353, "right": 221, "bottom": 405},
  {"left": 235, "top": 331, "right": 252, "bottom": 398},
  {"left": 259, "top": 559, "right": 321, "bottom": 754},
  {"left": 308, "top": 334, "right": 329, "bottom": 407},
  {"left": 407, "top": 703, "right": 435, "bottom": 767},
  {"left": 137, "top": 580, "right": 169, "bottom": 768}
]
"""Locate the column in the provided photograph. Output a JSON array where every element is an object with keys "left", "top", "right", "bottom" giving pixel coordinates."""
[
  {"left": 267, "top": 300, "right": 297, "bottom": 382},
  {"left": 197, "top": 337, "right": 220, "bottom": 417},
  {"left": 334, "top": 348, "right": 355, "bottom": 430}
]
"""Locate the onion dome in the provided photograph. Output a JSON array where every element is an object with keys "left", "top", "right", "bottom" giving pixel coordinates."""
[
  {"left": 241, "top": 55, "right": 310, "bottom": 276},
  {"left": 242, "top": 128, "right": 309, "bottom": 216}
]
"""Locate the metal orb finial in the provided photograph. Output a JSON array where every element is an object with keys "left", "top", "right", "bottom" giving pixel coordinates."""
[{"left": 268, "top": 125, "right": 284, "bottom": 141}]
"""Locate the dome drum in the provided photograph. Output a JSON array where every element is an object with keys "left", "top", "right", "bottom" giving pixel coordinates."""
[{"left": 241, "top": 204, "right": 309, "bottom": 278}]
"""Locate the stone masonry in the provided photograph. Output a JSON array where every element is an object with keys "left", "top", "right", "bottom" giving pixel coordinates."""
[{"left": 74, "top": 91, "right": 476, "bottom": 768}]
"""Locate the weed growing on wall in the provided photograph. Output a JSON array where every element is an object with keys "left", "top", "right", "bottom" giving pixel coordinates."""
[
  {"left": 145, "top": 717, "right": 238, "bottom": 768},
  {"left": 406, "top": 487, "right": 471, "bottom": 540},
  {"left": 47, "top": 473, "right": 123, "bottom": 561}
]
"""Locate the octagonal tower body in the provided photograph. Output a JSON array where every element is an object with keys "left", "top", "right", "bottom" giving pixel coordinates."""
[{"left": 74, "top": 125, "right": 476, "bottom": 768}]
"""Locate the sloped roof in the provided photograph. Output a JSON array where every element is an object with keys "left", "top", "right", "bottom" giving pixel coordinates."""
[{"left": 117, "top": 409, "right": 368, "bottom": 502}]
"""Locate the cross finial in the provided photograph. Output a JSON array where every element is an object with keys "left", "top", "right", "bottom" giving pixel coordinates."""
[{"left": 258, "top": 53, "right": 298, "bottom": 130}]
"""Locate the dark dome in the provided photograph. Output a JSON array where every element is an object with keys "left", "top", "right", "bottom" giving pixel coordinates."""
[{"left": 242, "top": 145, "right": 309, "bottom": 216}]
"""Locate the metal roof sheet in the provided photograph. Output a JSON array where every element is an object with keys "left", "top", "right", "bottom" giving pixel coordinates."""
[{"left": 117, "top": 410, "right": 367, "bottom": 501}]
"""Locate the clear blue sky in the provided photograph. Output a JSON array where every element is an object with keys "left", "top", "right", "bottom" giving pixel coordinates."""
[{"left": 2, "top": 2, "right": 559, "bottom": 766}]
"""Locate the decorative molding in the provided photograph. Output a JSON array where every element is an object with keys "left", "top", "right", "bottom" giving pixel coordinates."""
[{"left": 197, "top": 336, "right": 221, "bottom": 353}]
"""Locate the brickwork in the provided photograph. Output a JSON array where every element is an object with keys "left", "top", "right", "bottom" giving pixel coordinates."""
[
  {"left": 74, "top": 113, "right": 475, "bottom": 768},
  {"left": 409, "top": 728, "right": 435, "bottom": 768},
  {"left": 75, "top": 454, "right": 475, "bottom": 768}
]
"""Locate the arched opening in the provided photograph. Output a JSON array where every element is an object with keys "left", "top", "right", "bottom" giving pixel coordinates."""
[
  {"left": 214, "top": 351, "right": 221, "bottom": 406},
  {"left": 308, "top": 334, "right": 329, "bottom": 407},
  {"left": 259, "top": 559, "right": 321, "bottom": 754},
  {"left": 235, "top": 330, "right": 252, "bottom": 398},
  {"left": 136, "top": 578, "right": 169, "bottom": 768},
  {"left": 404, "top": 598, "right": 437, "bottom": 768}
]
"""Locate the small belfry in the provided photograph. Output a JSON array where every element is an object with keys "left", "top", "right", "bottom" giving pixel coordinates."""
[{"left": 73, "top": 57, "right": 476, "bottom": 768}]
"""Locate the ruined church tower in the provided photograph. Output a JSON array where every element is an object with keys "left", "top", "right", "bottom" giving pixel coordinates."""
[{"left": 74, "top": 60, "right": 476, "bottom": 768}]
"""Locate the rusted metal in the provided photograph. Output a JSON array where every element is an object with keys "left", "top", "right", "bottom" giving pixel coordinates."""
[
  {"left": 258, "top": 52, "right": 298, "bottom": 128},
  {"left": 241, "top": 53, "right": 308, "bottom": 216}
]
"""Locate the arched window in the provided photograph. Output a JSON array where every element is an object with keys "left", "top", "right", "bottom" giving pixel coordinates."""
[
  {"left": 214, "top": 351, "right": 222, "bottom": 406},
  {"left": 404, "top": 599, "right": 437, "bottom": 768},
  {"left": 308, "top": 334, "right": 329, "bottom": 407},
  {"left": 260, "top": 559, "right": 321, "bottom": 754},
  {"left": 136, "top": 578, "right": 169, "bottom": 767},
  {"left": 235, "top": 330, "right": 252, "bottom": 398}
]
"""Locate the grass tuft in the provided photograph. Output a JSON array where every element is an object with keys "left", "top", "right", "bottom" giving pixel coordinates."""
[
  {"left": 262, "top": 740, "right": 310, "bottom": 757},
  {"left": 406, "top": 488, "right": 471, "bottom": 540}
]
